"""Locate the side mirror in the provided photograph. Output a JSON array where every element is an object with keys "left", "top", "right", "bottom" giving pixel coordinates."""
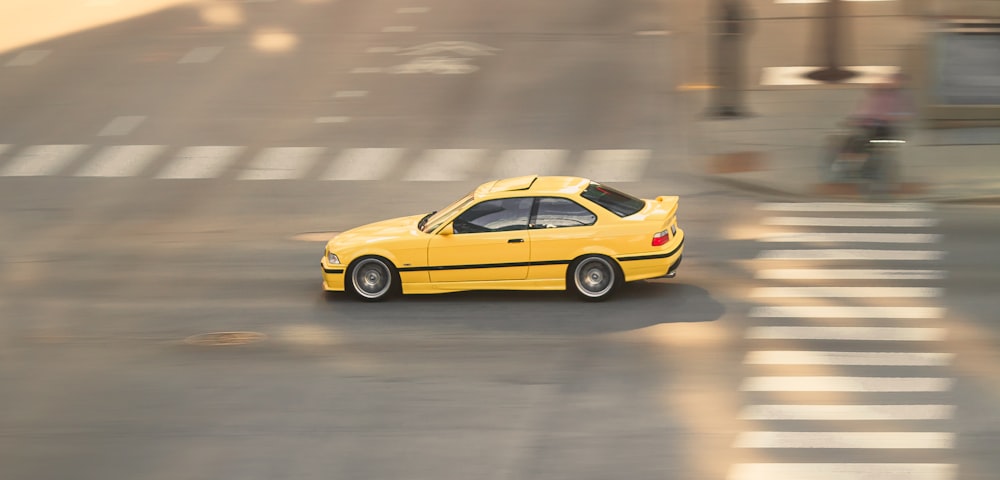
[{"left": 438, "top": 224, "right": 454, "bottom": 236}]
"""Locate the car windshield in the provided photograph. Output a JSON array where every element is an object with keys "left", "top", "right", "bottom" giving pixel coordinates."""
[
  {"left": 419, "top": 192, "right": 475, "bottom": 233},
  {"left": 580, "top": 182, "right": 645, "bottom": 217}
]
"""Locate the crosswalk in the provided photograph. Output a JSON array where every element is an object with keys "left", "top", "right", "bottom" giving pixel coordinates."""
[
  {"left": 0, "top": 144, "right": 654, "bottom": 182},
  {"left": 730, "top": 202, "right": 954, "bottom": 480}
]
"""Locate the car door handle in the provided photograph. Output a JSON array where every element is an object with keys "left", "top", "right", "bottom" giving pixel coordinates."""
[{"left": 507, "top": 238, "right": 524, "bottom": 243}]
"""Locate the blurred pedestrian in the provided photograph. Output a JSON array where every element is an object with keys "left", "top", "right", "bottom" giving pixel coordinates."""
[{"left": 851, "top": 72, "right": 914, "bottom": 140}]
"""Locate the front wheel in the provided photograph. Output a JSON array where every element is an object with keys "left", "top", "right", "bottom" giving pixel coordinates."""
[
  {"left": 569, "top": 255, "right": 620, "bottom": 301},
  {"left": 347, "top": 257, "right": 398, "bottom": 302}
]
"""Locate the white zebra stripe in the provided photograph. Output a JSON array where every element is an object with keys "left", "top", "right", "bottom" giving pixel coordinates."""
[
  {"left": 322, "top": 148, "right": 404, "bottom": 181},
  {"left": 755, "top": 269, "right": 945, "bottom": 280},
  {"left": 156, "top": 146, "right": 243, "bottom": 179},
  {"left": 750, "top": 287, "right": 941, "bottom": 298},
  {"left": 728, "top": 463, "right": 954, "bottom": 480},
  {"left": 492, "top": 149, "right": 567, "bottom": 178},
  {"left": 0, "top": 145, "right": 86, "bottom": 176},
  {"left": 741, "top": 376, "right": 952, "bottom": 392},
  {"left": 239, "top": 147, "right": 323, "bottom": 180},
  {"left": 759, "top": 232, "right": 941, "bottom": 243},
  {"left": 745, "top": 326, "right": 946, "bottom": 341},
  {"left": 744, "top": 351, "right": 954, "bottom": 366},
  {"left": 574, "top": 149, "right": 649, "bottom": 182},
  {"left": 734, "top": 431, "right": 953, "bottom": 449},
  {"left": 74, "top": 145, "right": 164, "bottom": 177},
  {"left": 739, "top": 404, "right": 954, "bottom": 421},
  {"left": 757, "top": 249, "right": 944, "bottom": 261},
  {"left": 763, "top": 217, "right": 939, "bottom": 227},
  {"left": 403, "top": 149, "right": 486, "bottom": 181},
  {"left": 758, "top": 202, "right": 931, "bottom": 212},
  {"left": 750, "top": 306, "right": 944, "bottom": 319}
]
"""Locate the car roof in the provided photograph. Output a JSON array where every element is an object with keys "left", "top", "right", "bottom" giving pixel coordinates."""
[{"left": 475, "top": 175, "right": 591, "bottom": 198}]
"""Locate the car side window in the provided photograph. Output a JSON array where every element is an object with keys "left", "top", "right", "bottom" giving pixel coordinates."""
[
  {"left": 531, "top": 197, "right": 597, "bottom": 228},
  {"left": 452, "top": 198, "right": 532, "bottom": 234}
]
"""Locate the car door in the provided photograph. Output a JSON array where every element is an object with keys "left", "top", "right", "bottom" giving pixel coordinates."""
[
  {"left": 526, "top": 197, "right": 599, "bottom": 281},
  {"left": 427, "top": 197, "right": 532, "bottom": 282}
]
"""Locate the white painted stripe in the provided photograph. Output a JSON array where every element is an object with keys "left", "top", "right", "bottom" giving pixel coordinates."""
[
  {"left": 728, "top": 463, "right": 955, "bottom": 480},
  {"left": 403, "top": 149, "right": 485, "bottom": 181},
  {"left": 239, "top": 147, "right": 323, "bottom": 180},
  {"left": 741, "top": 376, "right": 952, "bottom": 392},
  {"left": 0, "top": 145, "right": 86, "bottom": 176},
  {"left": 744, "top": 351, "right": 954, "bottom": 366},
  {"left": 734, "top": 431, "right": 953, "bottom": 449},
  {"left": 740, "top": 404, "right": 955, "bottom": 421},
  {"left": 97, "top": 115, "right": 146, "bottom": 136},
  {"left": 492, "top": 149, "right": 567, "bottom": 178},
  {"left": 396, "top": 7, "right": 430, "bottom": 13},
  {"left": 763, "top": 217, "right": 939, "bottom": 228},
  {"left": 759, "top": 202, "right": 930, "bottom": 212},
  {"left": 178, "top": 46, "right": 224, "bottom": 64},
  {"left": 322, "top": 148, "right": 403, "bottom": 181},
  {"left": 759, "top": 232, "right": 941, "bottom": 243},
  {"left": 75, "top": 145, "right": 164, "bottom": 177},
  {"left": 383, "top": 26, "right": 417, "bottom": 33},
  {"left": 755, "top": 269, "right": 946, "bottom": 280},
  {"left": 156, "top": 146, "right": 243, "bottom": 179},
  {"left": 750, "top": 306, "right": 944, "bottom": 319},
  {"left": 333, "top": 90, "right": 368, "bottom": 98},
  {"left": 315, "top": 116, "right": 350, "bottom": 123},
  {"left": 746, "top": 326, "right": 946, "bottom": 341},
  {"left": 757, "top": 249, "right": 944, "bottom": 261},
  {"left": 750, "top": 287, "right": 941, "bottom": 298},
  {"left": 5, "top": 50, "right": 51, "bottom": 67},
  {"left": 574, "top": 149, "right": 649, "bottom": 182}
]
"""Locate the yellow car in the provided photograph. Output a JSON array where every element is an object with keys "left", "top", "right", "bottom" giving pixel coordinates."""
[{"left": 321, "top": 175, "right": 684, "bottom": 301}]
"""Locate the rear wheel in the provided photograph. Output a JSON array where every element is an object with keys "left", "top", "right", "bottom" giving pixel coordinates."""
[
  {"left": 569, "top": 255, "right": 619, "bottom": 301},
  {"left": 347, "top": 256, "right": 398, "bottom": 302}
]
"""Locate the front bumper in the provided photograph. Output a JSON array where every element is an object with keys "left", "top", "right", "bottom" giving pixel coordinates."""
[{"left": 320, "top": 259, "right": 346, "bottom": 292}]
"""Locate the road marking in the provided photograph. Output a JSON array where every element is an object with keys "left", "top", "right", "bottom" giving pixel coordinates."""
[
  {"left": 156, "top": 146, "right": 243, "bottom": 179},
  {"left": 315, "top": 116, "right": 350, "bottom": 123},
  {"left": 97, "top": 115, "right": 146, "bottom": 136},
  {"left": 761, "top": 65, "right": 900, "bottom": 86},
  {"left": 0, "top": 145, "right": 86, "bottom": 176},
  {"left": 746, "top": 326, "right": 946, "bottom": 341},
  {"left": 742, "top": 376, "right": 952, "bottom": 392},
  {"left": 396, "top": 7, "right": 430, "bottom": 13},
  {"left": 750, "top": 287, "right": 941, "bottom": 298},
  {"left": 574, "top": 149, "right": 649, "bottom": 182},
  {"left": 492, "top": 149, "right": 567, "bottom": 178},
  {"left": 757, "top": 249, "right": 945, "bottom": 261},
  {"left": 759, "top": 232, "right": 942, "bottom": 243},
  {"left": 763, "top": 217, "right": 939, "bottom": 228},
  {"left": 321, "top": 148, "right": 404, "bottom": 181},
  {"left": 403, "top": 149, "right": 486, "bottom": 181},
  {"left": 239, "top": 147, "right": 323, "bottom": 180},
  {"left": 744, "top": 351, "right": 954, "bottom": 366},
  {"left": 750, "top": 306, "right": 944, "bottom": 319},
  {"left": 334, "top": 90, "right": 368, "bottom": 98},
  {"left": 75, "top": 145, "right": 164, "bottom": 177},
  {"left": 734, "top": 431, "right": 953, "bottom": 449},
  {"left": 728, "top": 463, "right": 955, "bottom": 480},
  {"left": 755, "top": 269, "right": 945, "bottom": 280},
  {"left": 740, "top": 404, "right": 955, "bottom": 421},
  {"left": 179, "top": 46, "right": 224, "bottom": 64},
  {"left": 5, "top": 50, "right": 51, "bottom": 67},
  {"left": 759, "top": 202, "right": 930, "bottom": 212},
  {"left": 383, "top": 26, "right": 417, "bottom": 33}
]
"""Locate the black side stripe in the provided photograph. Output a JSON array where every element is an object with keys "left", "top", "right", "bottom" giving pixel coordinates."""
[
  {"left": 321, "top": 263, "right": 345, "bottom": 274},
  {"left": 393, "top": 239, "right": 684, "bottom": 273},
  {"left": 617, "top": 239, "right": 685, "bottom": 262},
  {"left": 398, "top": 259, "right": 570, "bottom": 273}
]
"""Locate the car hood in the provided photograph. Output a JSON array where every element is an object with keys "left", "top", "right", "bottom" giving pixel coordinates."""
[{"left": 327, "top": 214, "right": 426, "bottom": 248}]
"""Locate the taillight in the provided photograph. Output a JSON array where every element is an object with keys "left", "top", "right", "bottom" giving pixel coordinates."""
[{"left": 652, "top": 230, "right": 670, "bottom": 246}]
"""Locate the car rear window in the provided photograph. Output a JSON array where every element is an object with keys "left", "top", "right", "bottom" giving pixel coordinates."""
[{"left": 580, "top": 182, "right": 645, "bottom": 217}]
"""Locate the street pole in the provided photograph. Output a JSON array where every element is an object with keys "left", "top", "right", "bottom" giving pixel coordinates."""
[{"left": 806, "top": 0, "right": 858, "bottom": 82}]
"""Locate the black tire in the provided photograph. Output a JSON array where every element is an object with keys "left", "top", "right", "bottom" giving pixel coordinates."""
[
  {"left": 346, "top": 256, "right": 398, "bottom": 302},
  {"left": 568, "top": 255, "right": 620, "bottom": 301}
]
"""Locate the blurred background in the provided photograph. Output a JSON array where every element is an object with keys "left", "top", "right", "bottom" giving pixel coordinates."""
[{"left": 1, "top": 0, "right": 998, "bottom": 479}]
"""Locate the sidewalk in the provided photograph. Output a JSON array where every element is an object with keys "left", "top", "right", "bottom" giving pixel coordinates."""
[{"left": 683, "top": 0, "right": 1000, "bottom": 203}]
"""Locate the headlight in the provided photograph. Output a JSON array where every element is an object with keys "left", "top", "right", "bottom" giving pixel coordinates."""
[{"left": 327, "top": 252, "right": 341, "bottom": 264}]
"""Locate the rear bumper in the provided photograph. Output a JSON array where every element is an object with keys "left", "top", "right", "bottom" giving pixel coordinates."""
[
  {"left": 617, "top": 236, "right": 684, "bottom": 281},
  {"left": 662, "top": 255, "right": 682, "bottom": 278}
]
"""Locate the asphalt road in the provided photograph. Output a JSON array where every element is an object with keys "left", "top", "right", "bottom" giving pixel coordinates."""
[{"left": 1, "top": 1, "right": 999, "bottom": 479}]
